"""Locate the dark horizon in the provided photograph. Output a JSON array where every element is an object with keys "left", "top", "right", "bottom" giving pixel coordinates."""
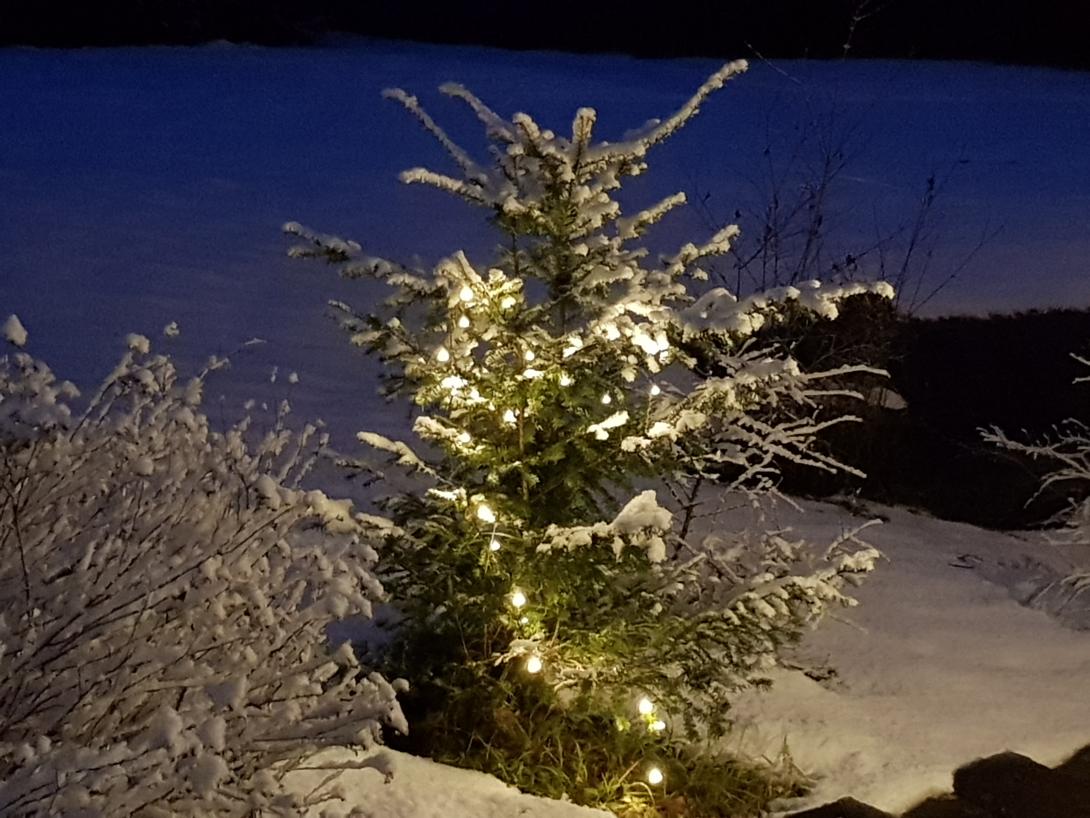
[{"left": 4, "top": 0, "right": 1088, "bottom": 71}]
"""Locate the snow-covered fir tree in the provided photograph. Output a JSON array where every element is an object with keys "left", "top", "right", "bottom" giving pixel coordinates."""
[
  {"left": 287, "top": 61, "right": 889, "bottom": 807},
  {"left": 0, "top": 327, "right": 404, "bottom": 817}
]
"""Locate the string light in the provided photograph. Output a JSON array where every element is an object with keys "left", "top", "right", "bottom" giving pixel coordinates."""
[
  {"left": 637, "top": 697, "right": 655, "bottom": 716},
  {"left": 435, "top": 346, "right": 450, "bottom": 363},
  {"left": 646, "top": 766, "right": 664, "bottom": 786},
  {"left": 649, "top": 720, "right": 666, "bottom": 733},
  {"left": 525, "top": 655, "right": 543, "bottom": 674},
  {"left": 489, "top": 537, "right": 501, "bottom": 552},
  {"left": 477, "top": 504, "right": 496, "bottom": 524},
  {"left": 500, "top": 295, "right": 517, "bottom": 310},
  {"left": 649, "top": 384, "right": 661, "bottom": 397},
  {"left": 510, "top": 589, "right": 527, "bottom": 609},
  {"left": 457, "top": 431, "right": 472, "bottom": 444},
  {"left": 559, "top": 373, "right": 573, "bottom": 387},
  {"left": 601, "top": 393, "right": 612, "bottom": 405},
  {"left": 524, "top": 349, "right": 535, "bottom": 362},
  {"left": 519, "top": 615, "right": 529, "bottom": 624},
  {"left": 502, "top": 409, "right": 517, "bottom": 425},
  {"left": 458, "top": 315, "right": 471, "bottom": 329},
  {"left": 459, "top": 285, "right": 475, "bottom": 303}
]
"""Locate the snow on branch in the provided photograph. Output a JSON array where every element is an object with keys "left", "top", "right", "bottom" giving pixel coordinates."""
[
  {"left": 382, "top": 88, "right": 483, "bottom": 182},
  {"left": 0, "top": 340, "right": 404, "bottom": 816}
]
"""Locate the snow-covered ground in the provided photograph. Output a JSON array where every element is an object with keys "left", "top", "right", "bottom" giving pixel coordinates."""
[
  {"left": 282, "top": 747, "right": 608, "bottom": 818},
  {"left": 3, "top": 39, "right": 1090, "bottom": 817},
  {"left": 728, "top": 501, "right": 1090, "bottom": 814},
  {"left": 274, "top": 501, "right": 1090, "bottom": 817},
  {"left": 3, "top": 39, "right": 1090, "bottom": 451}
]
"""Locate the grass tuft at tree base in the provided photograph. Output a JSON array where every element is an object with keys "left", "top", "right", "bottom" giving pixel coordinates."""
[{"left": 387, "top": 673, "right": 808, "bottom": 817}]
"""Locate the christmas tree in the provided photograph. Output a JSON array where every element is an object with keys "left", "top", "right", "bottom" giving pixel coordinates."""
[{"left": 287, "top": 61, "right": 888, "bottom": 813}]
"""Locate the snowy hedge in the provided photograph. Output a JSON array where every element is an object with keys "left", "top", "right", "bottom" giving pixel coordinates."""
[{"left": 0, "top": 327, "right": 405, "bottom": 816}]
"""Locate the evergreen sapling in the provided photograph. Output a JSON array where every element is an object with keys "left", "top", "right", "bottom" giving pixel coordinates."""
[{"left": 287, "top": 60, "right": 889, "bottom": 809}]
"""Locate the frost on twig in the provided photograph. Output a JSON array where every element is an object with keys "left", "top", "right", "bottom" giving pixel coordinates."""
[{"left": 0, "top": 339, "right": 405, "bottom": 816}]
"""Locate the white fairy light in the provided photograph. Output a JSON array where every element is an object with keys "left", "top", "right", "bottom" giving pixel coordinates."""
[
  {"left": 559, "top": 373, "right": 573, "bottom": 387},
  {"left": 519, "top": 615, "right": 529, "bottom": 624},
  {"left": 435, "top": 346, "right": 450, "bottom": 363},
  {"left": 459, "top": 285, "right": 475, "bottom": 303},
  {"left": 510, "top": 589, "right": 527, "bottom": 609},
  {"left": 649, "top": 384, "right": 661, "bottom": 397},
  {"left": 502, "top": 409, "right": 517, "bottom": 425},
  {"left": 601, "top": 393, "right": 612, "bottom": 405},
  {"left": 500, "top": 295, "right": 517, "bottom": 310},
  {"left": 458, "top": 315, "right": 471, "bottom": 329},
  {"left": 476, "top": 504, "right": 496, "bottom": 524},
  {"left": 525, "top": 655, "right": 543, "bottom": 674},
  {"left": 649, "top": 720, "right": 666, "bottom": 733},
  {"left": 646, "top": 766, "right": 664, "bottom": 786},
  {"left": 523, "top": 349, "right": 535, "bottom": 362},
  {"left": 489, "top": 537, "right": 501, "bottom": 552},
  {"left": 457, "top": 431, "right": 471, "bottom": 444},
  {"left": 637, "top": 696, "right": 655, "bottom": 716}
]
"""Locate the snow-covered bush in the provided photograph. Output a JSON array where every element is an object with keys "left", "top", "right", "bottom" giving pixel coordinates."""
[
  {"left": 0, "top": 327, "right": 405, "bottom": 817},
  {"left": 984, "top": 354, "right": 1090, "bottom": 617},
  {"left": 287, "top": 62, "right": 885, "bottom": 811}
]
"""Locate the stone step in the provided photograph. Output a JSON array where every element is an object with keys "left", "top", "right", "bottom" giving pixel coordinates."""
[
  {"left": 787, "top": 744, "right": 1090, "bottom": 818},
  {"left": 953, "top": 751, "right": 1090, "bottom": 818}
]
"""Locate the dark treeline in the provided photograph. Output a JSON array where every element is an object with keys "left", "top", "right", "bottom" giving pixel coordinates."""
[
  {"left": 4, "top": 1, "right": 1087, "bottom": 71},
  {"left": 783, "top": 305, "right": 1090, "bottom": 530}
]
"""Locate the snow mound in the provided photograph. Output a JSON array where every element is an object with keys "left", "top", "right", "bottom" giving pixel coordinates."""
[{"left": 284, "top": 748, "right": 609, "bottom": 818}]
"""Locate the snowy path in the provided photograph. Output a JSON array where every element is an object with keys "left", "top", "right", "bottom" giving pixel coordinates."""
[{"left": 727, "top": 503, "right": 1090, "bottom": 814}]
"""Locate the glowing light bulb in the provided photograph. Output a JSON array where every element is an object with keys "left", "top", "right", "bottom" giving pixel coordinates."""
[
  {"left": 502, "top": 409, "right": 517, "bottom": 425},
  {"left": 637, "top": 697, "right": 655, "bottom": 716},
  {"left": 525, "top": 655, "right": 543, "bottom": 674},
  {"left": 435, "top": 346, "right": 450, "bottom": 363},
  {"left": 601, "top": 393, "right": 612, "bottom": 405},
  {"left": 500, "top": 295, "right": 517, "bottom": 310},
  {"left": 646, "top": 766, "right": 664, "bottom": 786},
  {"left": 458, "top": 315, "right": 471, "bottom": 329},
  {"left": 510, "top": 589, "right": 527, "bottom": 609},
  {"left": 489, "top": 537, "right": 501, "bottom": 552},
  {"left": 559, "top": 373, "right": 573, "bottom": 387},
  {"left": 519, "top": 615, "right": 529, "bottom": 624},
  {"left": 524, "top": 349, "right": 535, "bottom": 362},
  {"left": 459, "top": 285, "right": 475, "bottom": 303},
  {"left": 649, "top": 384, "right": 661, "bottom": 397},
  {"left": 477, "top": 505, "right": 496, "bottom": 524},
  {"left": 649, "top": 720, "right": 666, "bottom": 733}
]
